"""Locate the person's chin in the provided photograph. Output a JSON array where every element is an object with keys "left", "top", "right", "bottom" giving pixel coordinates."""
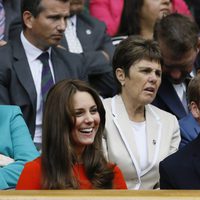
[
  {"left": 143, "top": 97, "right": 155, "bottom": 105},
  {"left": 170, "top": 78, "right": 185, "bottom": 84},
  {"left": 167, "top": 74, "right": 186, "bottom": 85}
]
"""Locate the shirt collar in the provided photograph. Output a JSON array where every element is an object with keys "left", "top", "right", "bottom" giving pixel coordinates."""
[
  {"left": 20, "top": 31, "right": 52, "bottom": 62},
  {"left": 69, "top": 15, "right": 77, "bottom": 27}
]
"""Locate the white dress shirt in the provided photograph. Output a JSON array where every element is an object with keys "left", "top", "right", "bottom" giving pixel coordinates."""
[
  {"left": 130, "top": 120, "right": 149, "bottom": 171},
  {"left": 173, "top": 82, "right": 188, "bottom": 113},
  {"left": 20, "top": 32, "right": 55, "bottom": 143},
  {"left": 65, "top": 15, "right": 83, "bottom": 53}
]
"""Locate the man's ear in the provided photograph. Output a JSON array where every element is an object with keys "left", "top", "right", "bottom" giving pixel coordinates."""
[
  {"left": 190, "top": 101, "right": 200, "bottom": 119},
  {"left": 23, "top": 11, "right": 35, "bottom": 29},
  {"left": 115, "top": 68, "right": 125, "bottom": 86}
]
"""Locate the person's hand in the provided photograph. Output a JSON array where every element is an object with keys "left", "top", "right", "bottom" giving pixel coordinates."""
[
  {"left": 0, "top": 40, "right": 7, "bottom": 46},
  {"left": 0, "top": 154, "right": 14, "bottom": 166}
]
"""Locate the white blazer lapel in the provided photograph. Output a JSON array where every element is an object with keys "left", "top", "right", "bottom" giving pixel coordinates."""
[{"left": 111, "top": 95, "right": 142, "bottom": 187}]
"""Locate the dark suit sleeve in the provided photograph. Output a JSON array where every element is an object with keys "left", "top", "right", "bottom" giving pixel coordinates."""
[
  {"left": 93, "top": 16, "right": 115, "bottom": 63},
  {"left": 179, "top": 127, "right": 191, "bottom": 149},
  {"left": 82, "top": 52, "right": 117, "bottom": 98},
  {"left": 88, "top": 71, "right": 117, "bottom": 98},
  {"left": 0, "top": 45, "right": 12, "bottom": 104},
  {"left": 159, "top": 161, "right": 176, "bottom": 189},
  {"left": 4, "top": 1, "right": 21, "bottom": 41},
  {"left": 77, "top": 12, "right": 115, "bottom": 67},
  {"left": 8, "top": 17, "right": 22, "bottom": 41},
  {"left": 83, "top": 50, "right": 112, "bottom": 71}
]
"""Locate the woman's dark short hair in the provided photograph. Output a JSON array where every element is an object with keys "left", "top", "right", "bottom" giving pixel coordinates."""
[{"left": 112, "top": 35, "right": 163, "bottom": 93}]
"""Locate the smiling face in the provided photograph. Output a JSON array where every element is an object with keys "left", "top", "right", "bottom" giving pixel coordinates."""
[
  {"left": 71, "top": 91, "right": 100, "bottom": 155},
  {"left": 23, "top": 0, "right": 70, "bottom": 50},
  {"left": 118, "top": 59, "right": 162, "bottom": 106}
]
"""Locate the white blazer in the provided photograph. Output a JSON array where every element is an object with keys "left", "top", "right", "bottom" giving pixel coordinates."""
[{"left": 103, "top": 95, "right": 180, "bottom": 189}]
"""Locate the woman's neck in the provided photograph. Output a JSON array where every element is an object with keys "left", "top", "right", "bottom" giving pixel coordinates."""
[
  {"left": 121, "top": 94, "right": 145, "bottom": 122},
  {"left": 140, "top": 20, "right": 154, "bottom": 40},
  {"left": 73, "top": 146, "right": 84, "bottom": 164}
]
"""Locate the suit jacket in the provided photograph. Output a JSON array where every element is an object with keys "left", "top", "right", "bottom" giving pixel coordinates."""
[
  {"left": 60, "top": 12, "right": 116, "bottom": 97},
  {"left": 179, "top": 112, "right": 200, "bottom": 148},
  {"left": 4, "top": 0, "right": 21, "bottom": 41},
  {"left": 152, "top": 74, "right": 187, "bottom": 120},
  {"left": 103, "top": 95, "right": 180, "bottom": 189},
  {"left": 160, "top": 134, "right": 200, "bottom": 189},
  {"left": 0, "top": 35, "right": 88, "bottom": 138},
  {"left": 61, "top": 12, "right": 115, "bottom": 66},
  {"left": 0, "top": 105, "right": 39, "bottom": 189}
]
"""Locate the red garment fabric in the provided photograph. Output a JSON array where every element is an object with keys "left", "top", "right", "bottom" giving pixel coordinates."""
[{"left": 16, "top": 157, "right": 127, "bottom": 190}]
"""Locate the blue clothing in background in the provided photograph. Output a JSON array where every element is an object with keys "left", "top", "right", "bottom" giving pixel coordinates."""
[
  {"left": 179, "top": 112, "right": 200, "bottom": 148},
  {"left": 0, "top": 105, "right": 39, "bottom": 189}
]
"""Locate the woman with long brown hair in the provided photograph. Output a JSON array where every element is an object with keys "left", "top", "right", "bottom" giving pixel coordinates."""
[{"left": 16, "top": 80, "right": 127, "bottom": 189}]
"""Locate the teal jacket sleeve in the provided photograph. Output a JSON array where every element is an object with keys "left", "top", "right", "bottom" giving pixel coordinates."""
[{"left": 0, "top": 106, "right": 40, "bottom": 189}]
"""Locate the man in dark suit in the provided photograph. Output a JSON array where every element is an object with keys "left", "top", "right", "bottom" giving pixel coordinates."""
[
  {"left": 60, "top": 0, "right": 116, "bottom": 97},
  {"left": 160, "top": 133, "right": 200, "bottom": 189},
  {"left": 0, "top": 0, "right": 115, "bottom": 150},
  {"left": 152, "top": 13, "right": 200, "bottom": 120},
  {"left": 0, "top": 0, "right": 72, "bottom": 148}
]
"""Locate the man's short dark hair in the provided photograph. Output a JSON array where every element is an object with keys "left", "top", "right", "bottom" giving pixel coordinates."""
[
  {"left": 154, "top": 13, "right": 199, "bottom": 57},
  {"left": 21, "top": 0, "right": 69, "bottom": 29}
]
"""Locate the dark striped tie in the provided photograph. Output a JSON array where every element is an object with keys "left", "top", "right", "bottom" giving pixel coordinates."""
[
  {"left": 0, "top": 1, "right": 5, "bottom": 40},
  {"left": 38, "top": 52, "right": 54, "bottom": 102}
]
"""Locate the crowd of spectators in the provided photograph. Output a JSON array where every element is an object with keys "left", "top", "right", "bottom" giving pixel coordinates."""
[{"left": 0, "top": 0, "right": 200, "bottom": 190}]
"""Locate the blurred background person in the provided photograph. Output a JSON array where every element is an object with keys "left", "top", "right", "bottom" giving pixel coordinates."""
[
  {"left": 60, "top": 0, "right": 116, "bottom": 97},
  {"left": 116, "top": 0, "right": 172, "bottom": 40},
  {"left": 0, "top": 105, "right": 39, "bottom": 189},
  {"left": 179, "top": 76, "right": 200, "bottom": 148},
  {"left": 102, "top": 36, "right": 180, "bottom": 189},
  {"left": 89, "top": 0, "right": 190, "bottom": 39},
  {"left": 152, "top": 13, "right": 200, "bottom": 120},
  {"left": 16, "top": 80, "right": 127, "bottom": 190}
]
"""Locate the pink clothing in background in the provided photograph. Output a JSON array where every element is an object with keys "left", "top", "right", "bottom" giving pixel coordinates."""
[
  {"left": 172, "top": 0, "right": 191, "bottom": 16},
  {"left": 89, "top": 0, "right": 124, "bottom": 36},
  {"left": 89, "top": 0, "right": 191, "bottom": 37}
]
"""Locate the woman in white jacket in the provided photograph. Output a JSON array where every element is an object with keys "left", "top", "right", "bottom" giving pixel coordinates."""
[{"left": 103, "top": 35, "right": 180, "bottom": 189}]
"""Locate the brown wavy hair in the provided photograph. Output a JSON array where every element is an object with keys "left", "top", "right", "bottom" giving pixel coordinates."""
[{"left": 41, "top": 79, "right": 114, "bottom": 189}]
